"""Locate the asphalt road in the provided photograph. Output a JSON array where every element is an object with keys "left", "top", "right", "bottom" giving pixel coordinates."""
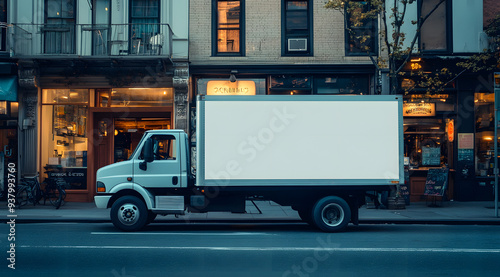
[{"left": 2, "top": 222, "right": 500, "bottom": 277}]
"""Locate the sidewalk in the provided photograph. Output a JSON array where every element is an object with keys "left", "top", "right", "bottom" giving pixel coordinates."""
[{"left": 1, "top": 200, "right": 500, "bottom": 225}]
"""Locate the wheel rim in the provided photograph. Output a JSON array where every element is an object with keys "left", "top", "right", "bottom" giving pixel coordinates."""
[
  {"left": 321, "top": 203, "right": 344, "bottom": 227},
  {"left": 117, "top": 203, "right": 140, "bottom": 226}
]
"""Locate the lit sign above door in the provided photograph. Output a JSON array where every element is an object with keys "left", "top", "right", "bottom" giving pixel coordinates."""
[
  {"left": 206, "top": 80, "right": 256, "bottom": 96},
  {"left": 403, "top": 103, "right": 436, "bottom": 117}
]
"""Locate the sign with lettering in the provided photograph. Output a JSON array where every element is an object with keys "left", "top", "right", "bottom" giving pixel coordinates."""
[
  {"left": 403, "top": 103, "right": 435, "bottom": 117},
  {"left": 458, "top": 133, "right": 474, "bottom": 149},
  {"left": 207, "top": 81, "right": 256, "bottom": 96},
  {"left": 424, "top": 168, "right": 449, "bottom": 196},
  {"left": 422, "top": 146, "right": 441, "bottom": 166}
]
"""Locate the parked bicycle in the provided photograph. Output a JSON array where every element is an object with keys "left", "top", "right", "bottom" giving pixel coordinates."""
[{"left": 16, "top": 173, "right": 66, "bottom": 209}]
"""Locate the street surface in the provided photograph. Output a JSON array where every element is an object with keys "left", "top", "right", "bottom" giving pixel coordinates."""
[{"left": 2, "top": 222, "right": 500, "bottom": 276}]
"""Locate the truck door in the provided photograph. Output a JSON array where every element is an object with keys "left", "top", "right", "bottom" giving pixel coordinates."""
[{"left": 133, "top": 134, "right": 182, "bottom": 188}]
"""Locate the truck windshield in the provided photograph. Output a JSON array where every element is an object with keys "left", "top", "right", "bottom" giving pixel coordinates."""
[{"left": 129, "top": 135, "right": 146, "bottom": 160}]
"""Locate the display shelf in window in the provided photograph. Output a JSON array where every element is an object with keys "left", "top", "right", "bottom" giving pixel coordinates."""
[{"left": 53, "top": 105, "right": 87, "bottom": 137}]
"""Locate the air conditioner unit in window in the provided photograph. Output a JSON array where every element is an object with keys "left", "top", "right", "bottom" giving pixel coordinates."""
[{"left": 288, "top": 38, "right": 308, "bottom": 51}]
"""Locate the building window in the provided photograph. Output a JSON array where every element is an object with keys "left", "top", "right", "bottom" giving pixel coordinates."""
[
  {"left": 41, "top": 89, "right": 89, "bottom": 190},
  {"left": 44, "top": 0, "right": 76, "bottom": 54},
  {"left": 345, "top": 1, "right": 377, "bottom": 55},
  {"left": 420, "top": 0, "right": 449, "bottom": 52},
  {"left": 130, "top": 0, "right": 160, "bottom": 55},
  {"left": 213, "top": 0, "right": 244, "bottom": 55},
  {"left": 0, "top": 0, "right": 6, "bottom": 52},
  {"left": 282, "top": 0, "right": 312, "bottom": 56},
  {"left": 92, "top": 0, "right": 110, "bottom": 55}
]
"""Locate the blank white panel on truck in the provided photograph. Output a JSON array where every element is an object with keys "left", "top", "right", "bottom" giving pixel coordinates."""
[{"left": 196, "top": 95, "right": 403, "bottom": 186}]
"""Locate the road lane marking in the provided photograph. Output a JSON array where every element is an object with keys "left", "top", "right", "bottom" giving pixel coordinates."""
[
  {"left": 18, "top": 246, "right": 500, "bottom": 253},
  {"left": 91, "top": 232, "right": 275, "bottom": 236}
]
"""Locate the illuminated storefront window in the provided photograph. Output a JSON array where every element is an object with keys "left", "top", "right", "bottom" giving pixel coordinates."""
[
  {"left": 97, "top": 88, "right": 173, "bottom": 107},
  {"left": 41, "top": 89, "right": 88, "bottom": 190},
  {"left": 474, "top": 92, "right": 495, "bottom": 176}
]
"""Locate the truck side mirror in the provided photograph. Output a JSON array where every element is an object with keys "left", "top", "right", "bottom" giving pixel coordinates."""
[{"left": 143, "top": 138, "right": 154, "bottom": 163}]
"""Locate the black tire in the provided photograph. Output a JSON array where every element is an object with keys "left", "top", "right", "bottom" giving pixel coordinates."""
[
  {"left": 47, "top": 184, "right": 63, "bottom": 208},
  {"left": 33, "top": 182, "right": 42, "bottom": 206},
  {"left": 40, "top": 181, "right": 49, "bottom": 205},
  {"left": 146, "top": 211, "right": 157, "bottom": 225},
  {"left": 16, "top": 185, "right": 29, "bottom": 208},
  {"left": 111, "top": 196, "right": 148, "bottom": 231},
  {"left": 311, "top": 196, "right": 351, "bottom": 232}
]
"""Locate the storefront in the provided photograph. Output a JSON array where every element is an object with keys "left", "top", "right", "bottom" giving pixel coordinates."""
[
  {"left": 39, "top": 88, "right": 174, "bottom": 202},
  {"left": 400, "top": 56, "right": 498, "bottom": 202},
  {"left": 0, "top": 63, "right": 18, "bottom": 200},
  {"left": 402, "top": 93, "right": 456, "bottom": 202}
]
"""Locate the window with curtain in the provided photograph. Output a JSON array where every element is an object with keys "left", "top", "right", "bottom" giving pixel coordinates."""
[
  {"left": 130, "top": 0, "right": 159, "bottom": 54},
  {"left": 44, "top": 0, "right": 76, "bottom": 54},
  {"left": 214, "top": 0, "right": 243, "bottom": 55}
]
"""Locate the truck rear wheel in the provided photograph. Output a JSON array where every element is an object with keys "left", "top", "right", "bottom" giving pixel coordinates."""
[
  {"left": 111, "top": 196, "right": 148, "bottom": 231},
  {"left": 311, "top": 196, "right": 351, "bottom": 232}
]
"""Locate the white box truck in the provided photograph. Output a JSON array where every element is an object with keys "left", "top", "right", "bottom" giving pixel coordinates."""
[{"left": 94, "top": 95, "right": 403, "bottom": 232}]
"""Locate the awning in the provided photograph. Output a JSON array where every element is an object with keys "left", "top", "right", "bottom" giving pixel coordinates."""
[{"left": 0, "top": 76, "right": 17, "bottom": 101}]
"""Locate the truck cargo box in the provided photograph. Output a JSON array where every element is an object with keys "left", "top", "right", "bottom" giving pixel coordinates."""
[{"left": 196, "top": 95, "right": 403, "bottom": 187}]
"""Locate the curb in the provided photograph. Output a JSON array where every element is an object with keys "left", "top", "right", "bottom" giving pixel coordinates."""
[{"left": 3, "top": 218, "right": 500, "bottom": 225}]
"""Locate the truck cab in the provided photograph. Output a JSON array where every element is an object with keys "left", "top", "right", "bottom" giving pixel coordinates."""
[{"left": 94, "top": 130, "right": 190, "bottom": 230}]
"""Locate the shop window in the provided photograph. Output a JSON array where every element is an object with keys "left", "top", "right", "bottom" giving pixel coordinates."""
[
  {"left": 213, "top": 0, "right": 244, "bottom": 55},
  {"left": 269, "top": 75, "right": 312, "bottom": 95},
  {"left": 420, "top": 0, "right": 449, "bottom": 53},
  {"left": 345, "top": 0, "right": 377, "bottom": 55},
  {"left": 475, "top": 92, "right": 495, "bottom": 176},
  {"left": 282, "top": 0, "right": 312, "bottom": 56},
  {"left": 314, "top": 75, "right": 369, "bottom": 94},
  {"left": 404, "top": 118, "right": 448, "bottom": 168},
  {"left": 41, "top": 89, "right": 88, "bottom": 190},
  {"left": 97, "top": 88, "right": 173, "bottom": 107}
]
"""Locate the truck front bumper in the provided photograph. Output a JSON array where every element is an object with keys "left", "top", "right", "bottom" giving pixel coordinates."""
[{"left": 94, "top": 195, "right": 112, "bottom": 209}]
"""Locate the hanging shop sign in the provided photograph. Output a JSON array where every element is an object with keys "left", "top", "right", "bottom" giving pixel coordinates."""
[
  {"left": 447, "top": 119, "right": 454, "bottom": 142},
  {"left": 206, "top": 80, "right": 256, "bottom": 96},
  {"left": 403, "top": 102, "right": 436, "bottom": 117}
]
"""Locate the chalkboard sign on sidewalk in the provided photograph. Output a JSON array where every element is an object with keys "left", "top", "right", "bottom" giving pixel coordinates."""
[{"left": 424, "top": 168, "right": 449, "bottom": 197}]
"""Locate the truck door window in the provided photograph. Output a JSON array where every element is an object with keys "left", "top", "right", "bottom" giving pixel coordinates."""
[{"left": 140, "top": 135, "right": 176, "bottom": 160}]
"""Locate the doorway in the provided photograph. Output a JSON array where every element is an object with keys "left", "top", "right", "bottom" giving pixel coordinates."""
[
  {"left": 114, "top": 117, "right": 171, "bottom": 162},
  {"left": 89, "top": 109, "right": 172, "bottom": 200}
]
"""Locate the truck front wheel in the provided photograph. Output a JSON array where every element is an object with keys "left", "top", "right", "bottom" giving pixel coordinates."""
[
  {"left": 111, "top": 196, "right": 148, "bottom": 231},
  {"left": 311, "top": 196, "right": 351, "bottom": 232}
]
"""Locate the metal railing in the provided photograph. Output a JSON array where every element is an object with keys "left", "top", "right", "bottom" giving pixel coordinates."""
[{"left": 9, "top": 23, "right": 173, "bottom": 58}]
